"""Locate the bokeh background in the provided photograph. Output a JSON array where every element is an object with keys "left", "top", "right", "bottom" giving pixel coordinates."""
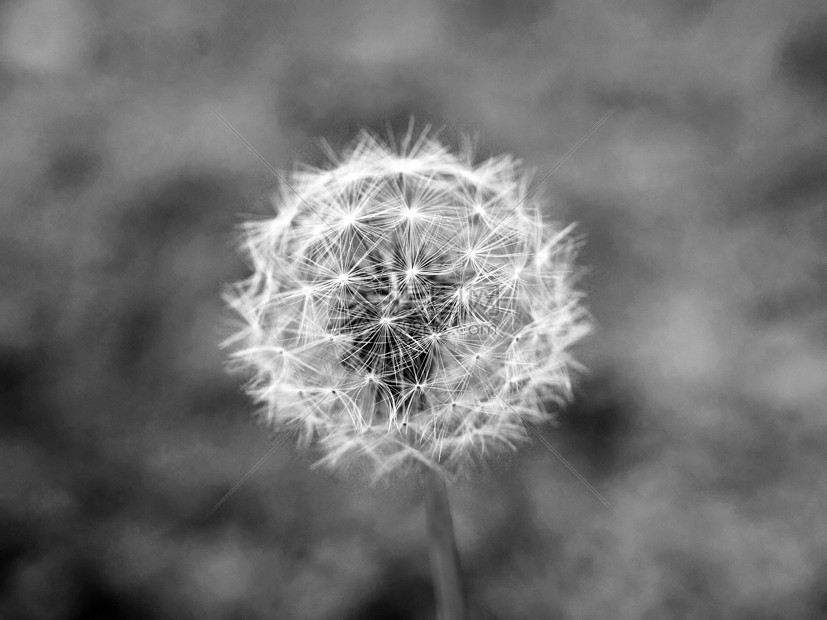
[{"left": 2, "top": 0, "right": 826, "bottom": 618}]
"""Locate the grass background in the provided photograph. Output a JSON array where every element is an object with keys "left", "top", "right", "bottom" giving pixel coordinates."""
[{"left": 1, "top": 0, "right": 826, "bottom": 618}]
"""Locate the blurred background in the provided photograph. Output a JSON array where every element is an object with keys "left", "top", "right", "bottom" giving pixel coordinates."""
[{"left": 2, "top": 0, "right": 826, "bottom": 618}]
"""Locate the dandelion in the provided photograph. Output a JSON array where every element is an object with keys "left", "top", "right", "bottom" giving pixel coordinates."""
[
  {"left": 225, "top": 127, "right": 590, "bottom": 477},
  {"left": 223, "top": 126, "right": 591, "bottom": 619}
]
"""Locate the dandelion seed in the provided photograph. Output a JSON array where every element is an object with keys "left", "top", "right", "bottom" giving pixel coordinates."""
[{"left": 225, "top": 129, "right": 590, "bottom": 475}]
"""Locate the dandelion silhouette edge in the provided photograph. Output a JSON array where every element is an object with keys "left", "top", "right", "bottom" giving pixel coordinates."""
[{"left": 224, "top": 129, "right": 591, "bottom": 477}]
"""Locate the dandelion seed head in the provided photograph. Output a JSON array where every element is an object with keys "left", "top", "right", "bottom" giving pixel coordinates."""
[{"left": 225, "top": 129, "right": 591, "bottom": 476}]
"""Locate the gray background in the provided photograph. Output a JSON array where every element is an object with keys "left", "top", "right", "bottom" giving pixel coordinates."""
[{"left": 2, "top": 0, "right": 826, "bottom": 618}]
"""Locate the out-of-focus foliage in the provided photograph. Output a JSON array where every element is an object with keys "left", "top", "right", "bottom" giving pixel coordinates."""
[{"left": 1, "top": 0, "right": 825, "bottom": 618}]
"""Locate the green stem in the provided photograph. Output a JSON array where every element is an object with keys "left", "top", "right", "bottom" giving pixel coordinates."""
[{"left": 424, "top": 467, "right": 466, "bottom": 620}]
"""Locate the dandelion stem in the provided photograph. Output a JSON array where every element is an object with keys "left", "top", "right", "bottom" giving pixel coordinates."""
[{"left": 424, "top": 467, "right": 466, "bottom": 620}]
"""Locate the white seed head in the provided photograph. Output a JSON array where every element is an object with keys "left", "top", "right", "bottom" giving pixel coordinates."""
[{"left": 225, "top": 129, "right": 591, "bottom": 476}]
